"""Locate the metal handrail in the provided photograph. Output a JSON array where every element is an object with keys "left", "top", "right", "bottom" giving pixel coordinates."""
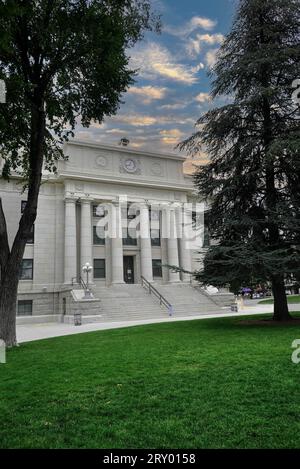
[
  {"left": 141, "top": 276, "right": 173, "bottom": 314},
  {"left": 71, "top": 276, "right": 88, "bottom": 291},
  {"left": 79, "top": 276, "right": 88, "bottom": 291},
  {"left": 71, "top": 277, "right": 78, "bottom": 286}
]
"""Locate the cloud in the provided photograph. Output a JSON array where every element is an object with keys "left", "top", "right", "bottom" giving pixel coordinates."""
[
  {"left": 130, "top": 142, "right": 144, "bottom": 149},
  {"left": 186, "top": 33, "right": 224, "bottom": 57},
  {"left": 130, "top": 42, "right": 200, "bottom": 84},
  {"left": 112, "top": 112, "right": 196, "bottom": 127},
  {"left": 191, "top": 63, "right": 205, "bottom": 73},
  {"left": 205, "top": 49, "right": 219, "bottom": 68},
  {"left": 159, "top": 128, "right": 185, "bottom": 145},
  {"left": 160, "top": 128, "right": 184, "bottom": 138},
  {"left": 198, "top": 33, "right": 224, "bottom": 45},
  {"left": 164, "top": 16, "right": 217, "bottom": 38},
  {"left": 189, "top": 16, "right": 217, "bottom": 32},
  {"left": 105, "top": 128, "right": 125, "bottom": 134},
  {"left": 90, "top": 121, "right": 107, "bottom": 130},
  {"left": 184, "top": 151, "right": 210, "bottom": 173},
  {"left": 160, "top": 102, "right": 188, "bottom": 110},
  {"left": 195, "top": 92, "right": 211, "bottom": 103},
  {"left": 127, "top": 86, "right": 168, "bottom": 104},
  {"left": 115, "top": 114, "right": 158, "bottom": 126}
]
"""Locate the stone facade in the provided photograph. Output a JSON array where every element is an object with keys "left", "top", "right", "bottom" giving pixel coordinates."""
[{"left": 0, "top": 140, "right": 206, "bottom": 319}]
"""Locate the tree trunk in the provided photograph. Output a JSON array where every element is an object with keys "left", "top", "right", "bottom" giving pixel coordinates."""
[
  {"left": 0, "top": 101, "right": 45, "bottom": 347},
  {"left": 272, "top": 275, "right": 291, "bottom": 321},
  {"left": 0, "top": 273, "right": 19, "bottom": 347}
]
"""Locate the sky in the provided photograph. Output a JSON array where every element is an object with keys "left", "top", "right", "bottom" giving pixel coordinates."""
[{"left": 75, "top": 0, "right": 237, "bottom": 170}]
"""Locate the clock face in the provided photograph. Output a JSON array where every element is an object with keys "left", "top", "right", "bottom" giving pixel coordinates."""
[{"left": 124, "top": 158, "right": 137, "bottom": 173}]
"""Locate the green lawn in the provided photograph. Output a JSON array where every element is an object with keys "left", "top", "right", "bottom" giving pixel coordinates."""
[
  {"left": 259, "top": 295, "right": 300, "bottom": 305},
  {"left": 1, "top": 315, "right": 300, "bottom": 449}
]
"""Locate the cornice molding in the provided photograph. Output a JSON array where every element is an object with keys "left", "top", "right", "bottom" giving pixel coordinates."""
[{"left": 64, "top": 139, "right": 187, "bottom": 162}]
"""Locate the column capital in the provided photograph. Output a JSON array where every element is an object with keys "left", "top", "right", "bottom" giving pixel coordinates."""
[
  {"left": 111, "top": 198, "right": 122, "bottom": 207},
  {"left": 80, "top": 196, "right": 94, "bottom": 205},
  {"left": 139, "top": 201, "right": 151, "bottom": 211},
  {"left": 65, "top": 193, "right": 78, "bottom": 204}
]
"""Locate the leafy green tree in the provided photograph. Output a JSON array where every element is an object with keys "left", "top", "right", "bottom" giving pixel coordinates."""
[
  {"left": 181, "top": 0, "right": 300, "bottom": 321},
  {"left": 0, "top": 0, "right": 159, "bottom": 346}
]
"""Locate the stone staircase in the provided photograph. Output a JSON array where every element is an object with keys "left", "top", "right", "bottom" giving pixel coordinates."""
[
  {"left": 62, "top": 282, "right": 231, "bottom": 325},
  {"left": 90, "top": 282, "right": 230, "bottom": 323},
  {"left": 91, "top": 284, "right": 169, "bottom": 322},
  {"left": 154, "top": 283, "right": 229, "bottom": 317}
]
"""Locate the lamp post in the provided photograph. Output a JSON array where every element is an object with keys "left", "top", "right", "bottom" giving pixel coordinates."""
[{"left": 82, "top": 262, "right": 93, "bottom": 299}]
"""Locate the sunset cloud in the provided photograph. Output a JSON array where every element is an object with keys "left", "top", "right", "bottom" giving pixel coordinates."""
[
  {"left": 73, "top": 2, "right": 232, "bottom": 159},
  {"left": 128, "top": 86, "right": 168, "bottom": 104},
  {"left": 130, "top": 42, "right": 200, "bottom": 84},
  {"left": 160, "top": 128, "right": 185, "bottom": 145},
  {"left": 116, "top": 114, "right": 158, "bottom": 126}
]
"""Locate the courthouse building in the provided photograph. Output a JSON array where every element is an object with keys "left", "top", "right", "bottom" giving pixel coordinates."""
[{"left": 0, "top": 140, "right": 225, "bottom": 323}]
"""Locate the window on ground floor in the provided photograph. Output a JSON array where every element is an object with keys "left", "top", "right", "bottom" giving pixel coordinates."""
[
  {"left": 17, "top": 300, "right": 33, "bottom": 316},
  {"left": 152, "top": 259, "right": 162, "bottom": 278},
  {"left": 94, "top": 259, "right": 106, "bottom": 279},
  {"left": 19, "top": 259, "right": 33, "bottom": 280}
]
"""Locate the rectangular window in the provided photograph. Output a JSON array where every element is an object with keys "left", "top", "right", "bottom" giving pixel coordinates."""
[
  {"left": 21, "top": 201, "right": 35, "bottom": 244},
  {"left": 122, "top": 204, "right": 137, "bottom": 220},
  {"left": 94, "top": 259, "right": 106, "bottom": 279},
  {"left": 19, "top": 259, "right": 33, "bottom": 280},
  {"left": 17, "top": 300, "right": 33, "bottom": 316},
  {"left": 151, "top": 229, "right": 161, "bottom": 247},
  {"left": 93, "top": 205, "right": 106, "bottom": 218},
  {"left": 152, "top": 259, "right": 162, "bottom": 278},
  {"left": 122, "top": 228, "right": 137, "bottom": 246},
  {"left": 93, "top": 225, "right": 105, "bottom": 245},
  {"left": 150, "top": 209, "right": 160, "bottom": 221}
]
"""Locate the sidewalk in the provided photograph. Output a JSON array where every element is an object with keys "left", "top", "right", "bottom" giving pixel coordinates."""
[{"left": 16, "top": 302, "right": 283, "bottom": 344}]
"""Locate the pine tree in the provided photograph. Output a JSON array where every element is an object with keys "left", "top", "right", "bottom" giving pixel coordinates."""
[{"left": 181, "top": 0, "right": 300, "bottom": 321}]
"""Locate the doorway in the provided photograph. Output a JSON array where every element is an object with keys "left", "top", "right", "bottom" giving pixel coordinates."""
[{"left": 123, "top": 256, "right": 134, "bottom": 284}]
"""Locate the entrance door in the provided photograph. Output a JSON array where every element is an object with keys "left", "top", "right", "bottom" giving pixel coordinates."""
[{"left": 123, "top": 256, "right": 134, "bottom": 284}]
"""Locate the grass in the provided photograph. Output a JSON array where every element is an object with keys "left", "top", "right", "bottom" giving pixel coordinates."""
[
  {"left": 259, "top": 295, "right": 300, "bottom": 305},
  {"left": 1, "top": 314, "right": 300, "bottom": 449}
]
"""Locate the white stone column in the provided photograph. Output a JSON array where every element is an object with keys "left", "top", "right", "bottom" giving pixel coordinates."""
[
  {"left": 140, "top": 203, "right": 153, "bottom": 282},
  {"left": 177, "top": 205, "right": 192, "bottom": 283},
  {"left": 64, "top": 196, "right": 77, "bottom": 284},
  {"left": 110, "top": 201, "right": 124, "bottom": 284},
  {"left": 163, "top": 206, "right": 180, "bottom": 283},
  {"left": 80, "top": 198, "right": 93, "bottom": 283}
]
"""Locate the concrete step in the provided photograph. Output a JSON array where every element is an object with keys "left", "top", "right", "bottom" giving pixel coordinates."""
[{"left": 68, "top": 283, "right": 227, "bottom": 324}]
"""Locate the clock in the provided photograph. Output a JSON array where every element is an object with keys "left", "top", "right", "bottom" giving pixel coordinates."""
[{"left": 123, "top": 158, "right": 137, "bottom": 173}]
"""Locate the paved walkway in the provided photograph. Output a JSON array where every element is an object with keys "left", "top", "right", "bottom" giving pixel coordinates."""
[{"left": 16, "top": 301, "right": 289, "bottom": 343}]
